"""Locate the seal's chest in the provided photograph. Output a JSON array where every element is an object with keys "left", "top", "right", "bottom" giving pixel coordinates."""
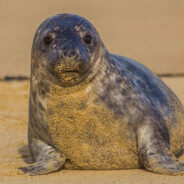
[
  {"left": 46, "top": 86, "right": 122, "bottom": 143},
  {"left": 46, "top": 86, "right": 138, "bottom": 169}
]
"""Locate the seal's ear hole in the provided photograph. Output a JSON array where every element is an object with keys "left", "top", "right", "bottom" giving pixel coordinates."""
[
  {"left": 43, "top": 36, "right": 53, "bottom": 46},
  {"left": 83, "top": 34, "right": 93, "bottom": 45}
]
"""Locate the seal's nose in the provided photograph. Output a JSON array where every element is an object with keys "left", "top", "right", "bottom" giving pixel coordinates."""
[
  {"left": 57, "top": 42, "right": 90, "bottom": 73},
  {"left": 57, "top": 40, "right": 90, "bottom": 64},
  {"left": 62, "top": 48, "right": 76, "bottom": 58},
  {"left": 59, "top": 42, "right": 79, "bottom": 58}
]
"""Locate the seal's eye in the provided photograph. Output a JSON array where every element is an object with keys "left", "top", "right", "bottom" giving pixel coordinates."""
[
  {"left": 43, "top": 36, "right": 53, "bottom": 46},
  {"left": 83, "top": 34, "right": 92, "bottom": 45}
]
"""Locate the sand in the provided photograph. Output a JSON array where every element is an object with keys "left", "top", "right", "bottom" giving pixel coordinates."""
[{"left": 0, "top": 77, "right": 184, "bottom": 183}]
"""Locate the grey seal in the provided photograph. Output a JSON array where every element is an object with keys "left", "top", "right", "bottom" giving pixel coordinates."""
[{"left": 19, "top": 13, "right": 184, "bottom": 175}]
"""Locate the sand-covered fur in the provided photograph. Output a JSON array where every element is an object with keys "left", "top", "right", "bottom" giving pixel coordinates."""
[{"left": 19, "top": 14, "right": 184, "bottom": 175}]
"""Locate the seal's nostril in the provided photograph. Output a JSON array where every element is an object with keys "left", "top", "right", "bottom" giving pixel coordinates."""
[
  {"left": 71, "top": 51, "right": 75, "bottom": 56},
  {"left": 63, "top": 50, "right": 67, "bottom": 57}
]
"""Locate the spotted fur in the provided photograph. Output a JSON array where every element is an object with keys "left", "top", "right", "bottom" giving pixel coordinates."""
[{"left": 19, "top": 14, "right": 184, "bottom": 175}]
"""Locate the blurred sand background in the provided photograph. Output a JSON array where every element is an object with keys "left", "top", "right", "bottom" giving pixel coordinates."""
[
  {"left": 0, "top": 0, "right": 184, "bottom": 183},
  {"left": 1, "top": 0, "right": 184, "bottom": 77}
]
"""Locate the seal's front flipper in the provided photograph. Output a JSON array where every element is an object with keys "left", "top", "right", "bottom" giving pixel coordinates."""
[
  {"left": 138, "top": 123, "right": 184, "bottom": 175},
  {"left": 19, "top": 139, "right": 66, "bottom": 175}
]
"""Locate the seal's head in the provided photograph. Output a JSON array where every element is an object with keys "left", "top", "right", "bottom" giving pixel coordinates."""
[{"left": 31, "top": 14, "right": 105, "bottom": 87}]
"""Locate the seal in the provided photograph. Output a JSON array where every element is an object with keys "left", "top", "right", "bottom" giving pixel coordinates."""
[{"left": 19, "top": 14, "right": 184, "bottom": 175}]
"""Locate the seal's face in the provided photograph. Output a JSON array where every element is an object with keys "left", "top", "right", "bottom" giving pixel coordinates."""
[{"left": 32, "top": 14, "right": 103, "bottom": 86}]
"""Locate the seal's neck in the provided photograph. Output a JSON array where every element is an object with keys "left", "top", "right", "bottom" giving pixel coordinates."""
[{"left": 31, "top": 48, "right": 111, "bottom": 95}]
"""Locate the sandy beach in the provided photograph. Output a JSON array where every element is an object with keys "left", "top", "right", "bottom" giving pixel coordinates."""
[{"left": 0, "top": 78, "right": 184, "bottom": 184}]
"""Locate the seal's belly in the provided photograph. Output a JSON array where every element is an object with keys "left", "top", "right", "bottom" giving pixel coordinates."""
[{"left": 46, "top": 86, "right": 140, "bottom": 169}]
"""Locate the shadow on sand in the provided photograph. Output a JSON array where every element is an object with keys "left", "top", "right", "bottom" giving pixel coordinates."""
[{"left": 18, "top": 145, "right": 33, "bottom": 164}]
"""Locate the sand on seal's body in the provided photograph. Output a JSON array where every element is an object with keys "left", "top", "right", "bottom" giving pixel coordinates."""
[{"left": 17, "top": 14, "right": 184, "bottom": 176}]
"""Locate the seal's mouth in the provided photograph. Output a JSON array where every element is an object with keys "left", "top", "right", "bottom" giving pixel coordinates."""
[
  {"left": 57, "top": 69, "right": 81, "bottom": 80},
  {"left": 47, "top": 63, "right": 91, "bottom": 87},
  {"left": 61, "top": 69, "right": 80, "bottom": 74}
]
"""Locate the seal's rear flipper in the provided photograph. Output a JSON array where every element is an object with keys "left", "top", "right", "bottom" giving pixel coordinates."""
[
  {"left": 138, "top": 123, "right": 184, "bottom": 175},
  {"left": 19, "top": 139, "right": 66, "bottom": 175}
]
